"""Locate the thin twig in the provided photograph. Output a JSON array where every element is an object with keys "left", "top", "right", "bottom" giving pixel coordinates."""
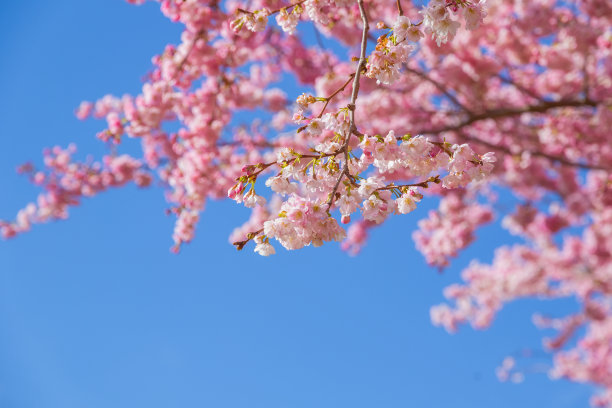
[
  {"left": 237, "top": 0, "right": 306, "bottom": 15},
  {"left": 375, "top": 176, "right": 441, "bottom": 192},
  {"left": 325, "top": 0, "right": 369, "bottom": 213},
  {"left": 396, "top": 0, "right": 404, "bottom": 16},
  {"left": 404, "top": 65, "right": 473, "bottom": 114},
  {"left": 316, "top": 73, "right": 355, "bottom": 118},
  {"left": 457, "top": 131, "right": 609, "bottom": 171},
  {"left": 232, "top": 228, "right": 264, "bottom": 250},
  {"left": 497, "top": 74, "right": 545, "bottom": 103},
  {"left": 406, "top": 99, "right": 598, "bottom": 136}
]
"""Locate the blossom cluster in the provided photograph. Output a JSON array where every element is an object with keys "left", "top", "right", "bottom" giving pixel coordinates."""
[
  {"left": 413, "top": 193, "right": 493, "bottom": 267},
  {"left": 227, "top": 127, "right": 494, "bottom": 255},
  {"left": 1, "top": 146, "right": 150, "bottom": 239}
]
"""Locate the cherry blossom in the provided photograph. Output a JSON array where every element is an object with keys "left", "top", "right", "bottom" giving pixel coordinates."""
[{"left": 3, "top": 0, "right": 612, "bottom": 404}]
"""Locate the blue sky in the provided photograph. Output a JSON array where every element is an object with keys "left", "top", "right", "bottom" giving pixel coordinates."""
[{"left": 0, "top": 1, "right": 593, "bottom": 407}]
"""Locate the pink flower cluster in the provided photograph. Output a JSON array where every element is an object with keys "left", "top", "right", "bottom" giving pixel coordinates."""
[
  {"left": 263, "top": 195, "right": 346, "bottom": 251},
  {"left": 414, "top": 193, "right": 493, "bottom": 268},
  {"left": 228, "top": 133, "right": 494, "bottom": 255},
  {"left": 1, "top": 146, "right": 150, "bottom": 238},
  {"left": 432, "top": 173, "right": 612, "bottom": 404}
]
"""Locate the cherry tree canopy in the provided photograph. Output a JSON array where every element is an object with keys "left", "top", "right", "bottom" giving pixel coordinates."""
[{"left": 2, "top": 0, "right": 612, "bottom": 404}]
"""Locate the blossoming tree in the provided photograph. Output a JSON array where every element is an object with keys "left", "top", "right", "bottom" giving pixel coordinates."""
[{"left": 2, "top": 0, "right": 612, "bottom": 404}]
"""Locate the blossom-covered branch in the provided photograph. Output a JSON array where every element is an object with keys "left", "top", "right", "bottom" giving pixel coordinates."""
[{"left": 4, "top": 0, "right": 612, "bottom": 404}]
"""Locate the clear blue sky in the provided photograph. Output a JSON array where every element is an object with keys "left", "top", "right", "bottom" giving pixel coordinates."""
[{"left": 0, "top": 1, "right": 593, "bottom": 407}]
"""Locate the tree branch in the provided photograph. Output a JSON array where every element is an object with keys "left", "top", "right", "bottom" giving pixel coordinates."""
[
  {"left": 458, "top": 131, "right": 609, "bottom": 171},
  {"left": 325, "top": 0, "right": 369, "bottom": 213},
  {"left": 404, "top": 65, "right": 473, "bottom": 114},
  {"left": 396, "top": 0, "right": 404, "bottom": 16},
  {"left": 496, "top": 74, "right": 546, "bottom": 103},
  {"left": 411, "top": 99, "right": 598, "bottom": 136},
  {"left": 397, "top": 99, "right": 606, "bottom": 171}
]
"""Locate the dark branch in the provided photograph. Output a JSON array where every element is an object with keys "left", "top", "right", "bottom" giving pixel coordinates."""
[
  {"left": 412, "top": 99, "right": 598, "bottom": 136},
  {"left": 404, "top": 65, "right": 473, "bottom": 114}
]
